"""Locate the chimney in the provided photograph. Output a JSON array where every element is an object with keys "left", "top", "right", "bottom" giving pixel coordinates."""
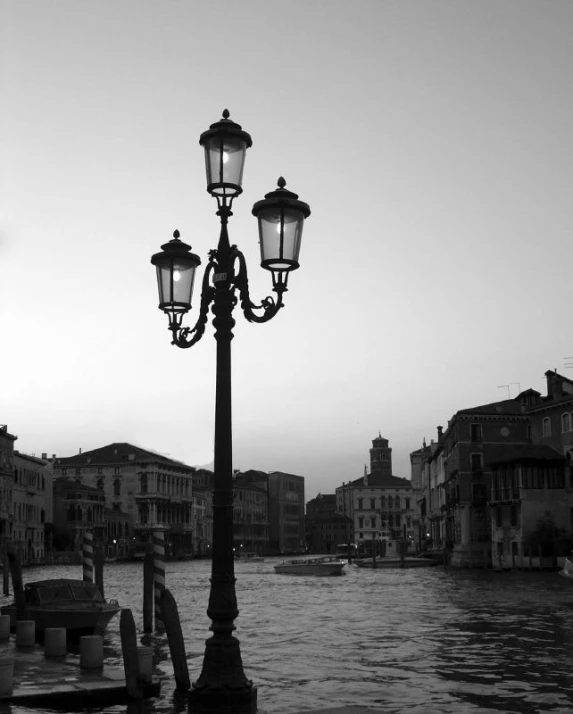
[
  {"left": 79, "top": 448, "right": 82, "bottom": 455},
  {"left": 52, "top": 454, "right": 56, "bottom": 460},
  {"left": 437, "top": 426, "right": 443, "bottom": 440},
  {"left": 41, "top": 453, "right": 47, "bottom": 460}
]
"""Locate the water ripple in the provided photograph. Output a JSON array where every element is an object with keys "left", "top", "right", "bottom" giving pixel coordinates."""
[{"left": 5, "top": 560, "right": 573, "bottom": 713}]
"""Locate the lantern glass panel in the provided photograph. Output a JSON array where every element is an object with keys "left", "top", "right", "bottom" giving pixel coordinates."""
[
  {"left": 258, "top": 206, "right": 305, "bottom": 271},
  {"left": 155, "top": 257, "right": 197, "bottom": 312},
  {"left": 203, "top": 132, "right": 247, "bottom": 196}
]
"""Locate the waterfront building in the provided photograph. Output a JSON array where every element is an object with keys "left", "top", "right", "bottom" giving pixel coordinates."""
[
  {"left": 13, "top": 451, "right": 51, "bottom": 563},
  {"left": 232, "top": 471, "right": 269, "bottom": 556},
  {"left": 267, "top": 471, "right": 305, "bottom": 554},
  {"left": 489, "top": 444, "right": 568, "bottom": 565},
  {"left": 0, "top": 425, "right": 17, "bottom": 550},
  {"left": 415, "top": 369, "right": 573, "bottom": 568},
  {"left": 53, "top": 477, "right": 106, "bottom": 554},
  {"left": 423, "top": 402, "right": 531, "bottom": 567},
  {"left": 191, "top": 468, "right": 213, "bottom": 557},
  {"left": 305, "top": 493, "right": 352, "bottom": 554},
  {"left": 336, "top": 435, "right": 416, "bottom": 556},
  {"left": 50, "top": 443, "right": 196, "bottom": 558}
]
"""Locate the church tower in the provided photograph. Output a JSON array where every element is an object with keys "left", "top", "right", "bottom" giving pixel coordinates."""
[{"left": 369, "top": 433, "right": 392, "bottom": 478}]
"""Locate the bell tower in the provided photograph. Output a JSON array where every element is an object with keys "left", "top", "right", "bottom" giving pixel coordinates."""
[{"left": 369, "top": 433, "right": 392, "bottom": 477}]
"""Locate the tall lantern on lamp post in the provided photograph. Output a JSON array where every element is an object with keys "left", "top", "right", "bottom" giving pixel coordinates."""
[{"left": 151, "top": 110, "right": 310, "bottom": 714}]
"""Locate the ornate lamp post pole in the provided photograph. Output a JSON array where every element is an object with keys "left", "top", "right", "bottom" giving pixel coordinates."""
[{"left": 151, "top": 110, "right": 310, "bottom": 714}]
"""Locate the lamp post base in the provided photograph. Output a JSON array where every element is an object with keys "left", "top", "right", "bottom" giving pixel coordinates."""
[{"left": 188, "top": 684, "right": 258, "bottom": 714}]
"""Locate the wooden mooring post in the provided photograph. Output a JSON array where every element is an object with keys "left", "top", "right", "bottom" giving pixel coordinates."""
[
  {"left": 143, "top": 541, "right": 154, "bottom": 634},
  {"left": 2, "top": 541, "right": 9, "bottom": 596},
  {"left": 120, "top": 608, "right": 142, "bottom": 700},
  {"left": 160, "top": 588, "right": 190, "bottom": 691},
  {"left": 82, "top": 531, "right": 94, "bottom": 583},
  {"left": 7, "top": 542, "right": 25, "bottom": 620},
  {"left": 153, "top": 529, "right": 166, "bottom": 632},
  {"left": 95, "top": 543, "right": 104, "bottom": 599}
]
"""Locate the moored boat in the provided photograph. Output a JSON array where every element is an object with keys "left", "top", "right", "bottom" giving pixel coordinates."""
[
  {"left": 354, "top": 556, "right": 439, "bottom": 568},
  {"left": 0, "top": 578, "right": 121, "bottom": 639},
  {"left": 235, "top": 552, "right": 265, "bottom": 562},
  {"left": 559, "top": 556, "right": 573, "bottom": 580},
  {"left": 274, "top": 555, "right": 345, "bottom": 576}
]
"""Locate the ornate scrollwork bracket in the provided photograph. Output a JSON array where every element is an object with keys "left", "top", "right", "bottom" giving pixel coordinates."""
[
  {"left": 232, "top": 248, "right": 285, "bottom": 324},
  {"left": 170, "top": 261, "right": 217, "bottom": 348}
]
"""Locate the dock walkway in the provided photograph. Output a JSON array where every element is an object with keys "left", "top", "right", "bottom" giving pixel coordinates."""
[{"left": 0, "top": 639, "right": 159, "bottom": 708}]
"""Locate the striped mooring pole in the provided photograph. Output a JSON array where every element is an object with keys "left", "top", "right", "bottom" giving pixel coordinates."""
[
  {"left": 153, "top": 528, "right": 166, "bottom": 632},
  {"left": 82, "top": 531, "right": 94, "bottom": 583}
]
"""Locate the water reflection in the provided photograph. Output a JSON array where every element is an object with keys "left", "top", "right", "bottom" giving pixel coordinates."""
[{"left": 5, "top": 560, "right": 573, "bottom": 713}]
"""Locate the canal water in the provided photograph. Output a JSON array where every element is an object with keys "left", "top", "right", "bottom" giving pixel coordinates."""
[{"left": 4, "top": 558, "right": 573, "bottom": 714}]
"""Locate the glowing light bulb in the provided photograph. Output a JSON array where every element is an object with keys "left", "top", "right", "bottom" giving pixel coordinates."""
[
  {"left": 173, "top": 270, "right": 181, "bottom": 282},
  {"left": 222, "top": 151, "right": 229, "bottom": 164}
]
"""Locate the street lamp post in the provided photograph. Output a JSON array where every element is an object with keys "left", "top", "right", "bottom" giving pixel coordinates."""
[{"left": 151, "top": 110, "right": 310, "bottom": 714}]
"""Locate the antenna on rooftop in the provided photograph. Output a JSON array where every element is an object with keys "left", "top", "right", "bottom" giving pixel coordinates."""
[
  {"left": 511, "top": 382, "right": 521, "bottom": 395},
  {"left": 497, "top": 385, "right": 510, "bottom": 398},
  {"left": 565, "top": 357, "right": 573, "bottom": 371}
]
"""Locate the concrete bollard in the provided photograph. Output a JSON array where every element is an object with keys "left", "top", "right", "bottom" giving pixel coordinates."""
[
  {"left": 15, "top": 620, "right": 35, "bottom": 648},
  {"left": 137, "top": 646, "right": 153, "bottom": 684},
  {"left": 80, "top": 635, "right": 104, "bottom": 670},
  {"left": 0, "top": 614, "right": 11, "bottom": 641},
  {"left": 44, "top": 627, "right": 67, "bottom": 657},
  {"left": 0, "top": 658, "right": 14, "bottom": 696}
]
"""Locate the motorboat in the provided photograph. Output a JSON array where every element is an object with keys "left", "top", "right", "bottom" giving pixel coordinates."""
[
  {"left": 559, "top": 556, "right": 573, "bottom": 580},
  {"left": 1, "top": 578, "right": 121, "bottom": 639},
  {"left": 274, "top": 555, "right": 346, "bottom": 576},
  {"left": 354, "top": 555, "right": 439, "bottom": 568},
  {"left": 235, "top": 552, "right": 265, "bottom": 562}
]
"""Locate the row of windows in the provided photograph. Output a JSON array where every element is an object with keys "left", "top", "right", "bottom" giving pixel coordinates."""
[
  {"left": 541, "top": 413, "right": 573, "bottom": 437},
  {"left": 357, "top": 497, "right": 411, "bottom": 510},
  {"left": 358, "top": 515, "right": 412, "bottom": 529}
]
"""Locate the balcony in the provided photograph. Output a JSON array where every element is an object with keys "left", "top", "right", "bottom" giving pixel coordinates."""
[{"left": 490, "top": 488, "right": 520, "bottom": 503}]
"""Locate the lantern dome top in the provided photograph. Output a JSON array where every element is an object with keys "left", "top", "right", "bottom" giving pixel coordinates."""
[
  {"left": 252, "top": 178, "right": 311, "bottom": 218},
  {"left": 199, "top": 109, "right": 253, "bottom": 149}
]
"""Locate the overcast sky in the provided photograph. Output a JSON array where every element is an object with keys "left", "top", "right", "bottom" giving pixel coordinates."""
[{"left": 2, "top": 1, "right": 572, "bottom": 500}]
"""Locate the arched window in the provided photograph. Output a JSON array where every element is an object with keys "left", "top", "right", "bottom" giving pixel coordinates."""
[
  {"left": 97, "top": 478, "right": 104, "bottom": 491},
  {"left": 562, "top": 413, "right": 571, "bottom": 433},
  {"left": 114, "top": 479, "right": 121, "bottom": 496},
  {"left": 380, "top": 495, "right": 386, "bottom": 508},
  {"left": 542, "top": 417, "right": 552, "bottom": 437}
]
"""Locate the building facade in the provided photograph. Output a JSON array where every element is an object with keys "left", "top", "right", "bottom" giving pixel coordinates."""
[
  {"left": 0, "top": 425, "right": 17, "bottom": 551},
  {"left": 232, "top": 472, "right": 269, "bottom": 556},
  {"left": 268, "top": 471, "right": 305, "bottom": 554},
  {"left": 305, "top": 494, "right": 352, "bottom": 554},
  {"left": 414, "top": 370, "right": 573, "bottom": 568},
  {"left": 336, "top": 435, "right": 416, "bottom": 557},
  {"left": 13, "top": 451, "right": 51, "bottom": 563},
  {"left": 51, "top": 443, "right": 196, "bottom": 558}
]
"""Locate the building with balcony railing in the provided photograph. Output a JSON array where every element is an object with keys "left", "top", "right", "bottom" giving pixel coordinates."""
[
  {"left": 50, "top": 443, "right": 196, "bottom": 558},
  {"left": 490, "top": 444, "right": 568, "bottom": 563}
]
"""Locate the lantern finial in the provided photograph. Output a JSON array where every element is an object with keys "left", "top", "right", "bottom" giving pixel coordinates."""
[
  {"left": 277, "top": 177, "right": 286, "bottom": 189},
  {"left": 173, "top": 229, "right": 180, "bottom": 239},
  {"left": 222, "top": 109, "right": 230, "bottom": 120}
]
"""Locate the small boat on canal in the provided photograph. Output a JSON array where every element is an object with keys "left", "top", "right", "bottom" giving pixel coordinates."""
[
  {"left": 559, "top": 556, "right": 573, "bottom": 580},
  {"left": 235, "top": 552, "right": 265, "bottom": 562},
  {"left": 1, "top": 578, "right": 121, "bottom": 639},
  {"left": 274, "top": 555, "right": 346, "bottom": 576},
  {"left": 354, "top": 555, "right": 439, "bottom": 568}
]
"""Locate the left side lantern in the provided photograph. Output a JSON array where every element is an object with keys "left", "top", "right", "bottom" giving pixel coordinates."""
[{"left": 151, "top": 230, "right": 201, "bottom": 327}]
